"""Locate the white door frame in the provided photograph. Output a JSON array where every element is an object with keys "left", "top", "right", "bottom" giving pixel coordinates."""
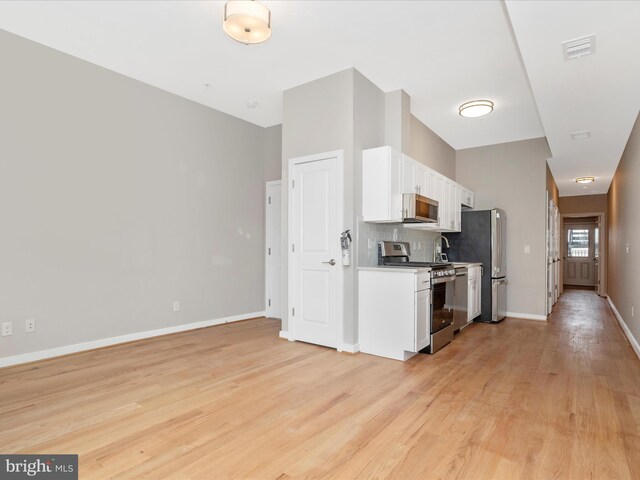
[
  {"left": 287, "top": 150, "right": 344, "bottom": 350},
  {"left": 561, "top": 211, "right": 606, "bottom": 296},
  {"left": 265, "top": 180, "right": 282, "bottom": 319}
]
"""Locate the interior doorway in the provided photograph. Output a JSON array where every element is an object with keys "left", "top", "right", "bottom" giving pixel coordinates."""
[
  {"left": 561, "top": 214, "right": 604, "bottom": 295},
  {"left": 287, "top": 150, "right": 344, "bottom": 350}
]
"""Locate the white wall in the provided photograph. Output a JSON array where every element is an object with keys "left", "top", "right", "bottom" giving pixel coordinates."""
[
  {"left": 0, "top": 30, "right": 270, "bottom": 359},
  {"left": 456, "top": 138, "right": 552, "bottom": 318}
]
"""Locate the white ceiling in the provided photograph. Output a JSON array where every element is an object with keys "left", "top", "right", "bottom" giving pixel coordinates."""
[
  {"left": 0, "top": 1, "right": 638, "bottom": 196},
  {"left": 505, "top": 1, "right": 640, "bottom": 196}
]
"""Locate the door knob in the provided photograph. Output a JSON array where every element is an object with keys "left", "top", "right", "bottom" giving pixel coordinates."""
[{"left": 322, "top": 259, "right": 336, "bottom": 266}]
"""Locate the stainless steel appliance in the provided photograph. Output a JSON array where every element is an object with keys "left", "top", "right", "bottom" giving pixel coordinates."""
[
  {"left": 401, "top": 193, "right": 439, "bottom": 223},
  {"left": 445, "top": 208, "right": 507, "bottom": 323},
  {"left": 450, "top": 266, "right": 468, "bottom": 331},
  {"left": 378, "top": 241, "right": 456, "bottom": 353}
]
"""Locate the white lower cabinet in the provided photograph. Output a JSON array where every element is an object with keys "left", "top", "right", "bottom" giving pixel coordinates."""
[
  {"left": 468, "top": 265, "right": 482, "bottom": 322},
  {"left": 359, "top": 269, "right": 430, "bottom": 361}
]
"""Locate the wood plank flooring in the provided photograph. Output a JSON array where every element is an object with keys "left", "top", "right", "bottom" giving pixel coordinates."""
[{"left": 1, "top": 289, "right": 640, "bottom": 479}]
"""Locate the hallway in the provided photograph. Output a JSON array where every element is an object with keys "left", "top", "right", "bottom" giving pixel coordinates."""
[{"left": 1, "top": 290, "right": 639, "bottom": 479}]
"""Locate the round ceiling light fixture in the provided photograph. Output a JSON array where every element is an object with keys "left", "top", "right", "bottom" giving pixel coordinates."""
[
  {"left": 459, "top": 100, "right": 494, "bottom": 118},
  {"left": 575, "top": 176, "right": 595, "bottom": 184},
  {"left": 223, "top": 0, "right": 271, "bottom": 45}
]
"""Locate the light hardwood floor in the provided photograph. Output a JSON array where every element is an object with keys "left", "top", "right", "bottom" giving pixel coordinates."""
[{"left": 1, "top": 289, "right": 640, "bottom": 479}]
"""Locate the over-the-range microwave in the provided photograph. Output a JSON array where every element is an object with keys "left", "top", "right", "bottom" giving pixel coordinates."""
[{"left": 402, "top": 193, "right": 439, "bottom": 223}]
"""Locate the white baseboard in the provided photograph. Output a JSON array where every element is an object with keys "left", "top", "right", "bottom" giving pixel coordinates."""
[
  {"left": 607, "top": 297, "right": 640, "bottom": 361},
  {"left": 339, "top": 343, "right": 360, "bottom": 354},
  {"left": 0, "top": 311, "right": 265, "bottom": 369},
  {"left": 506, "top": 311, "right": 548, "bottom": 321},
  {"left": 279, "top": 330, "right": 291, "bottom": 340}
]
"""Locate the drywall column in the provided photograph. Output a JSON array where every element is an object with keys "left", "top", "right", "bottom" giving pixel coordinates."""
[
  {"left": 384, "top": 90, "right": 411, "bottom": 153},
  {"left": 281, "top": 69, "right": 355, "bottom": 345}
]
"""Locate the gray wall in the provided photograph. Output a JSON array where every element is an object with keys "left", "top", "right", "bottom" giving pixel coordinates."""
[
  {"left": 281, "top": 69, "right": 355, "bottom": 339},
  {"left": 263, "top": 124, "right": 282, "bottom": 182},
  {"left": 456, "top": 138, "right": 552, "bottom": 317},
  {"left": 409, "top": 115, "right": 456, "bottom": 180},
  {"left": 0, "top": 30, "right": 270, "bottom": 358},
  {"left": 608, "top": 112, "right": 640, "bottom": 346}
]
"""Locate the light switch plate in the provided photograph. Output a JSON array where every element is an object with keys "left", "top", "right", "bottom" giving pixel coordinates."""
[{"left": 524, "top": 245, "right": 531, "bottom": 254}]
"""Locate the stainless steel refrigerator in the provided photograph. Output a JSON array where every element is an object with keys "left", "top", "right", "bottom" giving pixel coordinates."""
[{"left": 445, "top": 208, "right": 507, "bottom": 323}]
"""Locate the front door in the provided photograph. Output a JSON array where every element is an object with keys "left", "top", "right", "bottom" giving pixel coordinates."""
[
  {"left": 290, "top": 152, "right": 343, "bottom": 349},
  {"left": 563, "top": 224, "right": 596, "bottom": 287}
]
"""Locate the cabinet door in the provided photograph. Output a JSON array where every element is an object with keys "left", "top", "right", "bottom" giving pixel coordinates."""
[
  {"left": 425, "top": 168, "right": 437, "bottom": 200},
  {"left": 467, "top": 279, "right": 475, "bottom": 322},
  {"left": 451, "top": 183, "right": 461, "bottom": 232},
  {"left": 363, "top": 146, "right": 404, "bottom": 222},
  {"left": 415, "top": 288, "right": 431, "bottom": 351},
  {"left": 475, "top": 275, "right": 482, "bottom": 319},
  {"left": 389, "top": 149, "right": 403, "bottom": 221},
  {"left": 433, "top": 175, "right": 445, "bottom": 228},
  {"left": 415, "top": 163, "right": 428, "bottom": 197},
  {"left": 461, "top": 188, "right": 474, "bottom": 208},
  {"left": 441, "top": 179, "right": 452, "bottom": 231},
  {"left": 402, "top": 155, "right": 416, "bottom": 194}
]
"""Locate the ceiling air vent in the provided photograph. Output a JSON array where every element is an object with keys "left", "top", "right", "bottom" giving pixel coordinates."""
[
  {"left": 562, "top": 34, "right": 596, "bottom": 60},
  {"left": 571, "top": 130, "right": 591, "bottom": 141}
]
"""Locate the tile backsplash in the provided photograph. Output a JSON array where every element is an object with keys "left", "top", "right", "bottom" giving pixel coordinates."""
[{"left": 357, "top": 217, "right": 441, "bottom": 266}]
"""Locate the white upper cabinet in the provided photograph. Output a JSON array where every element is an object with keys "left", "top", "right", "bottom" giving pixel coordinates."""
[
  {"left": 460, "top": 187, "right": 475, "bottom": 209},
  {"left": 401, "top": 154, "right": 427, "bottom": 196},
  {"left": 363, "top": 146, "right": 474, "bottom": 231},
  {"left": 362, "top": 146, "right": 403, "bottom": 222}
]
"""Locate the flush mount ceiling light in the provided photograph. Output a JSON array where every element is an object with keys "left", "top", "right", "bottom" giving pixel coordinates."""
[
  {"left": 575, "top": 176, "right": 595, "bottom": 184},
  {"left": 223, "top": 0, "right": 271, "bottom": 45},
  {"left": 459, "top": 100, "right": 494, "bottom": 118}
]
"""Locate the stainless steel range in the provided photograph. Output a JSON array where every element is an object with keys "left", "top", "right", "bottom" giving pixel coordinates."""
[{"left": 378, "top": 241, "right": 456, "bottom": 353}]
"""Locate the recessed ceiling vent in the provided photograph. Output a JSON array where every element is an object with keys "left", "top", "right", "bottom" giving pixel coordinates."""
[
  {"left": 571, "top": 130, "right": 591, "bottom": 141},
  {"left": 562, "top": 34, "right": 596, "bottom": 60}
]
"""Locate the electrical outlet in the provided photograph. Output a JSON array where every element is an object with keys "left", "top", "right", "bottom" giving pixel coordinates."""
[
  {"left": 524, "top": 245, "right": 531, "bottom": 254},
  {"left": 625, "top": 243, "right": 630, "bottom": 254},
  {"left": 173, "top": 301, "right": 180, "bottom": 312},
  {"left": 368, "top": 239, "right": 375, "bottom": 249},
  {"left": 1, "top": 322, "right": 12, "bottom": 337},
  {"left": 632, "top": 306, "right": 635, "bottom": 318},
  {"left": 25, "top": 318, "right": 36, "bottom": 333}
]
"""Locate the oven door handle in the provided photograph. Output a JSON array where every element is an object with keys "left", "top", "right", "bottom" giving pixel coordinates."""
[{"left": 432, "top": 276, "right": 456, "bottom": 285}]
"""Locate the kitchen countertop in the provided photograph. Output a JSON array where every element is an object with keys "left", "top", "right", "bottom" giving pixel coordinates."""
[{"left": 358, "top": 266, "right": 431, "bottom": 273}]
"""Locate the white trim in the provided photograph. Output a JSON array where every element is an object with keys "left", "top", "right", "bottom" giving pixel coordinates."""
[
  {"left": 287, "top": 150, "right": 345, "bottom": 350},
  {"left": 607, "top": 296, "right": 640, "bottom": 361},
  {"left": 265, "top": 180, "right": 282, "bottom": 319},
  {"left": 560, "top": 211, "right": 606, "bottom": 297},
  {"left": 0, "top": 311, "right": 265, "bottom": 369},
  {"left": 506, "top": 311, "right": 548, "bottom": 321},
  {"left": 339, "top": 343, "right": 360, "bottom": 354},
  {"left": 279, "top": 330, "right": 292, "bottom": 340}
]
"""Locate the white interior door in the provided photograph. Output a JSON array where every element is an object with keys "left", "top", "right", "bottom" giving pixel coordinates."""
[
  {"left": 289, "top": 152, "right": 343, "bottom": 349},
  {"left": 563, "top": 224, "right": 596, "bottom": 286},
  {"left": 265, "top": 181, "right": 282, "bottom": 319}
]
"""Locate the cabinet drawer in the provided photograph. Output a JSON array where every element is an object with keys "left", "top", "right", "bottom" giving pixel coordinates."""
[{"left": 416, "top": 272, "right": 431, "bottom": 291}]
